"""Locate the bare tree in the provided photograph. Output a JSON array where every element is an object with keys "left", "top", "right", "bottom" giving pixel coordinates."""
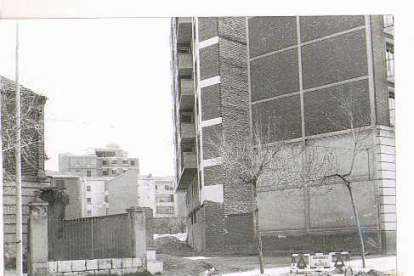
[
  {"left": 1, "top": 76, "right": 45, "bottom": 271},
  {"left": 1, "top": 77, "right": 45, "bottom": 181},
  {"left": 318, "top": 91, "right": 373, "bottom": 269},
  {"left": 208, "top": 118, "right": 290, "bottom": 275}
]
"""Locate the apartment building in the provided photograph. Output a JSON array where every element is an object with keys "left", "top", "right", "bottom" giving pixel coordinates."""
[
  {"left": 171, "top": 16, "right": 395, "bottom": 254},
  {"left": 108, "top": 172, "right": 185, "bottom": 218},
  {"left": 59, "top": 144, "right": 139, "bottom": 177},
  {"left": 58, "top": 144, "right": 139, "bottom": 217},
  {"left": 1, "top": 76, "right": 49, "bottom": 261}
]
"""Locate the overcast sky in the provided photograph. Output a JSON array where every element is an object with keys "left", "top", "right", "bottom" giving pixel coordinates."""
[{"left": 0, "top": 18, "right": 175, "bottom": 176}]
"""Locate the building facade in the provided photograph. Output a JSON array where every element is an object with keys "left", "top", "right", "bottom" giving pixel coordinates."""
[
  {"left": 108, "top": 172, "right": 185, "bottom": 218},
  {"left": 1, "top": 76, "right": 49, "bottom": 261},
  {"left": 58, "top": 144, "right": 139, "bottom": 217},
  {"left": 59, "top": 144, "right": 139, "bottom": 177},
  {"left": 47, "top": 172, "right": 82, "bottom": 219},
  {"left": 82, "top": 177, "right": 111, "bottom": 217},
  {"left": 170, "top": 16, "right": 395, "bottom": 253}
]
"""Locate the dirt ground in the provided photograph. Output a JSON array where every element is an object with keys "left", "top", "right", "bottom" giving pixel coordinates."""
[{"left": 158, "top": 254, "right": 291, "bottom": 276}]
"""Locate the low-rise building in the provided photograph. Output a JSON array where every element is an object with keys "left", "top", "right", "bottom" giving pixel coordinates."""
[
  {"left": 108, "top": 173, "right": 185, "bottom": 218},
  {"left": 47, "top": 172, "right": 82, "bottom": 219}
]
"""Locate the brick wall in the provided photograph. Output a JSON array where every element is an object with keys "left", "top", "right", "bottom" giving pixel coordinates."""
[
  {"left": 224, "top": 213, "right": 256, "bottom": 254},
  {"left": 204, "top": 201, "right": 225, "bottom": 252}
]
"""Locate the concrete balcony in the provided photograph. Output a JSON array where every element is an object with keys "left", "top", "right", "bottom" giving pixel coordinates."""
[
  {"left": 180, "top": 122, "right": 195, "bottom": 140},
  {"left": 177, "top": 152, "right": 197, "bottom": 190},
  {"left": 179, "top": 79, "right": 195, "bottom": 110},
  {"left": 178, "top": 52, "right": 193, "bottom": 78},
  {"left": 386, "top": 60, "right": 395, "bottom": 84},
  {"left": 384, "top": 25, "right": 394, "bottom": 36},
  {"left": 177, "top": 17, "right": 192, "bottom": 45}
]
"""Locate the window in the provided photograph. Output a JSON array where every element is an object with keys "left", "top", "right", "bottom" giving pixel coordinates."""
[
  {"left": 103, "top": 170, "right": 109, "bottom": 176},
  {"left": 87, "top": 186, "right": 91, "bottom": 192},
  {"left": 386, "top": 43, "right": 394, "bottom": 78},
  {"left": 156, "top": 195, "right": 174, "bottom": 203},
  {"left": 105, "top": 195, "right": 109, "bottom": 203},
  {"left": 87, "top": 198, "right": 92, "bottom": 204},
  {"left": 389, "top": 96, "right": 395, "bottom": 127},
  {"left": 87, "top": 170, "right": 92, "bottom": 177},
  {"left": 180, "top": 110, "right": 193, "bottom": 123},
  {"left": 111, "top": 159, "right": 118, "bottom": 165},
  {"left": 122, "top": 159, "right": 128, "bottom": 165},
  {"left": 182, "top": 141, "right": 195, "bottom": 153},
  {"left": 111, "top": 169, "right": 117, "bottom": 175},
  {"left": 155, "top": 185, "right": 158, "bottom": 190},
  {"left": 383, "top": 14, "right": 394, "bottom": 28},
  {"left": 102, "top": 159, "right": 109, "bottom": 166},
  {"left": 156, "top": 206, "right": 175, "bottom": 215},
  {"left": 130, "top": 160, "right": 136, "bottom": 166},
  {"left": 87, "top": 210, "right": 92, "bottom": 216}
]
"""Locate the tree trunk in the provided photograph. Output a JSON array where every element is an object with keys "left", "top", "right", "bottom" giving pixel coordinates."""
[
  {"left": 346, "top": 182, "right": 366, "bottom": 268},
  {"left": 252, "top": 185, "right": 265, "bottom": 274}
]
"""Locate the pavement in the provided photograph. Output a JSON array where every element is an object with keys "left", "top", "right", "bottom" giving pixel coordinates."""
[{"left": 221, "top": 255, "right": 397, "bottom": 276}]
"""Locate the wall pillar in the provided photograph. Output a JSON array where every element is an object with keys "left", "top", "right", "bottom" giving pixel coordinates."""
[
  {"left": 28, "top": 193, "right": 49, "bottom": 276},
  {"left": 127, "top": 206, "right": 150, "bottom": 258}
]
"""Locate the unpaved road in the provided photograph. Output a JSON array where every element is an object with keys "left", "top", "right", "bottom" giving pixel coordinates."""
[{"left": 158, "top": 254, "right": 291, "bottom": 276}]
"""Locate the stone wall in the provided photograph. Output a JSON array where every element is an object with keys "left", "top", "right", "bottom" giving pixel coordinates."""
[{"left": 46, "top": 254, "right": 162, "bottom": 276}]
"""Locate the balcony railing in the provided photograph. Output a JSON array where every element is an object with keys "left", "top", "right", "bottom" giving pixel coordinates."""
[
  {"left": 177, "top": 152, "right": 197, "bottom": 190},
  {"left": 180, "top": 122, "right": 195, "bottom": 140},
  {"left": 383, "top": 15, "right": 394, "bottom": 36},
  {"left": 179, "top": 79, "right": 195, "bottom": 109},
  {"left": 386, "top": 58, "right": 395, "bottom": 82},
  {"left": 178, "top": 52, "right": 193, "bottom": 77},
  {"left": 177, "top": 17, "right": 192, "bottom": 46}
]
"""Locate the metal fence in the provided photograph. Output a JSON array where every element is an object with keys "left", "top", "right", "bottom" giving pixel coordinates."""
[{"left": 48, "top": 213, "right": 134, "bottom": 261}]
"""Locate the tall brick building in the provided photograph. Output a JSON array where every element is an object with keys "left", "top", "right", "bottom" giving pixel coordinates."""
[
  {"left": 1, "top": 76, "right": 49, "bottom": 260},
  {"left": 170, "top": 16, "right": 395, "bottom": 254}
]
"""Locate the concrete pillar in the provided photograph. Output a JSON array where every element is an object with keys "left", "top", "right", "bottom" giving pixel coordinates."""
[
  {"left": 127, "top": 206, "right": 150, "bottom": 258},
  {"left": 28, "top": 192, "right": 49, "bottom": 276},
  {"left": 141, "top": 207, "right": 154, "bottom": 250}
]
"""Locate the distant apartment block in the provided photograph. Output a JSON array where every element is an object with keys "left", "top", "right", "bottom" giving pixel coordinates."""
[
  {"left": 108, "top": 172, "right": 186, "bottom": 218},
  {"left": 59, "top": 143, "right": 139, "bottom": 177},
  {"left": 58, "top": 144, "right": 139, "bottom": 217}
]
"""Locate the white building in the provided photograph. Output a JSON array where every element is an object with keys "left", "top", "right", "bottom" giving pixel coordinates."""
[{"left": 107, "top": 172, "right": 185, "bottom": 218}]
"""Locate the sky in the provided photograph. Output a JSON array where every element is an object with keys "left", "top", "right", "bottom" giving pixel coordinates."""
[{"left": 0, "top": 18, "right": 175, "bottom": 176}]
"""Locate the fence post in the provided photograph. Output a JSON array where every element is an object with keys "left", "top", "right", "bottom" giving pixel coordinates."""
[
  {"left": 141, "top": 207, "right": 154, "bottom": 251},
  {"left": 28, "top": 193, "right": 49, "bottom": 276},
  {"left": 91, "top": 218, "right": 94, "bottom": 259},
  {"left": 126, "top": 206, "right": 148, "bottom": 258}
]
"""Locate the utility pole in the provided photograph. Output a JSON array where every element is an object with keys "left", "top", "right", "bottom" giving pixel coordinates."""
[
  {"left": 15, "top": 20, "right": 24, "bottom": 276},
  {"left": 0, "top": 78, "right": 5, "bottom": 276}
]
